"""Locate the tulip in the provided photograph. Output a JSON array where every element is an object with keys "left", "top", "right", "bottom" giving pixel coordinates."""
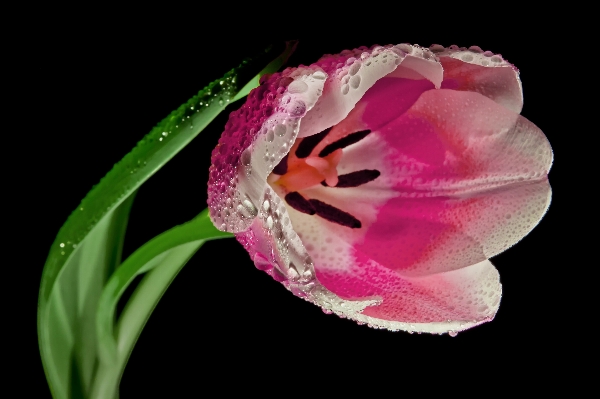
[{"left": 207, "top": 43, "right": 552, "bottom": 334}]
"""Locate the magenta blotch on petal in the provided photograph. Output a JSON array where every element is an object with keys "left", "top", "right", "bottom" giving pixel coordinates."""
[{"left": 208, "top": 43, "right": 552, "bottom": 334}]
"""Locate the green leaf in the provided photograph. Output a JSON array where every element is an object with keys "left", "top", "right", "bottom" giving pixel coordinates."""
[
  {"left": 90, "top": 210, "right": 230, "bottom": 399},
  {"left": 38, "top": 41, "right": 297, "bottom": 399}
]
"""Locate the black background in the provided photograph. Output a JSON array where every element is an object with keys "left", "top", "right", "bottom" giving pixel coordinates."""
[{"left": 14, "top": 7, "right": 579, "bottom": 397}]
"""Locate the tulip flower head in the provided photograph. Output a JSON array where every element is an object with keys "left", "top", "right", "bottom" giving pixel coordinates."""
[{"left": 207, "top": 43, "right": 552, "bottom": 334}]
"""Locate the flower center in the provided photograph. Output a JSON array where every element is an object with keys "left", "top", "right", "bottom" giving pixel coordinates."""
[
  {"left": 268, "top": 148, "right": 343, "bottom": 192},
  {"left": 267, "top": 123, "right": 380, "bottom": 229}
]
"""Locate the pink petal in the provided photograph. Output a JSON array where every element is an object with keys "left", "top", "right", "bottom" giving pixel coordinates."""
[
  {"left": 278, "top": 204, "right": 499, "bottom": 333},
  {"left": 353, "top": 88, "right": 552, "bottom": 276},
  {"left": 209, "top": 43, "right": 552, "bottom": 335},
  {"left": 235, "top": 186, "right": 320, "bottom": 289},
  {"left": 208, "top": 67, "right": 326, "bottom": 233},
  {"left": 433, "top": 45, "right": 524, "bottom": 113},
  {"left": 276, "top": 82, "right": 550, "bottom": 332},
  {"left": 299, "top": 44, "right": 442, "bottom": 139},
  {"left": 318, "top": 257, "right": 501, "bottom": 333}
]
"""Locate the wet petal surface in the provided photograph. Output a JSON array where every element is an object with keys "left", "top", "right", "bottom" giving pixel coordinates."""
[
  {"left": 209, "top": 43, "right": 552, "bottom": 334},
  {"left": 435, "top": 45, "right": 523, "bottom": 113},
  {"left": 280, "top": 73, "right": 551, "bottom": 327}
]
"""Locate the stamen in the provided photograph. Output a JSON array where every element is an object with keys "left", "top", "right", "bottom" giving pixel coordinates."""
[
  {"left": 319, "top": 129, "right": 372, "bottom": 157},
  {"left": 284, "top": 192, "right": 316, "bottom": 215},
  {"left": 322, "top": 169, "right": 380, "bottom": 188},
  {"left": 309, "top": 199, "right": 362, "bottom": 228},
  {"left": 295, "top": 127, "right": 332, "bottom": 158},
  {"left": 272, "top": 154, "right": 288, "bottom": 175}
]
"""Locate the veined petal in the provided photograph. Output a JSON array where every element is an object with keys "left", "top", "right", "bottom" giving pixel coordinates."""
[{"left": 431, "top": 44, "right": 524, "bottom": 113}]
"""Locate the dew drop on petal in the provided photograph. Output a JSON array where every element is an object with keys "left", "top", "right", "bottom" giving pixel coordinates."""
[
  {"left": 274, "top": 124, "right": 287, "bottom": 137},
  {"left": 289, "top": 101, "right": 307, "bottom": 116},
  {"left": 349, "top": 61, "right": 361, "bottom": 76},
  {"left": 288, "top": 80, "right": 308, "bottom": 93},
  {"left": 243, "top": 197, "right": 258, "bottom": 217},
  {"left": 241, "top": 149, "right": 251, "bottom": 166},
  {"left": 350, "top": 75, "right": 361, "bottom": 89},
  {"left": 287, "top": 263, "right": 300, "bottom": 279},
  {"left": 397, "top": 43, "right": 412, "bottom": 54}
]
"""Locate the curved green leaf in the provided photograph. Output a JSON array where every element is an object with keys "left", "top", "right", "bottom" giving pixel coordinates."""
[
  {"left": 90, "top": 210, "right": 230, "bottom": 399},
  {"left": 38, "top": 41, "right": 297, "bottom": 399}
]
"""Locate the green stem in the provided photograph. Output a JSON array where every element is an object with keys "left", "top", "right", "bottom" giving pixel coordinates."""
[{"left": 90, "top": 209, "right": 232, "bottom": 399}]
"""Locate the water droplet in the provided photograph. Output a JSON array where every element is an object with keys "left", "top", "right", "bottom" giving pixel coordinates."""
[
  {"left": 461, "top": 54, "right": 474, "bottom": 62},
  {"left": 289, "top": 101, "right": 306, "bottom": 116},
  {"left": 341, "top": 84, "right": 349, "bottom": 95},
  {"left": 288, "top": 80, "right": 308, "bottom": 93},
  {"left": 302, "top": 268, "right": 313, "bottom": 279},
  {"left": 397, "top": 43, "right": 412, "bottom": 54},
  {"left": 262, "top": 200, "right": 270, "bottom": 211},
  {"left": 266, "top": 129, "right": 274, "bottom": 142},
  {"left": 350, "top": 75, "right": 361, "bottom": 89},
  {"left": 287, "top": 263, "right": 300, "bottom": 279},
  {"left": 449, "top": 331, "right": 458, "bottom": 337},
  {"left": 349, "top": 62, "right": 361, "bottom": 76},
  {"left": 274, "top": 124, "right": 287, "bottom": 137},
  {"left": 243, "top": 197, "right": 258, "bottom": 217},
  {"left": 241, "top": 149, "right": 251, "bottom": 166},
  {"left": 313, "top": 71, "right": 326, "bottom": 80},
  {"left": 266, "top": 216, "right": 274, "bottom": 229},
  {"left": 59, "top": 243, "right": 65, "bottom": 248}
]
